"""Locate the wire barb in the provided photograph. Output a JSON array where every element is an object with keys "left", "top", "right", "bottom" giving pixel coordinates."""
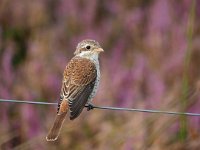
[{"left": 0, "top": 99, "right": 200, "bottom": 116}]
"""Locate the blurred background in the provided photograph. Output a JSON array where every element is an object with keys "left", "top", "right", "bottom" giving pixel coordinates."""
[{"left": 0, "top": 0, "right": 200, "bottom": 149}]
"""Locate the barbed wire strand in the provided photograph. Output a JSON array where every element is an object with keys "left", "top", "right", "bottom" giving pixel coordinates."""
[{"left": 0, "top": 99, "right": 200, "bottom": 116}]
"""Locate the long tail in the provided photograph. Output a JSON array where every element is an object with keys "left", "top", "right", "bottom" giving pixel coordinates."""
[{"left": 46, "top": 100, "right": 68, "bottom": 141}]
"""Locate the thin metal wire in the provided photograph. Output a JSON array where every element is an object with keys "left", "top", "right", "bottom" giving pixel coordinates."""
[
  {"left": 91, "top": 106, "right": 200, "bottom": 116},
  {"left": 0, "top": 99, "right": 57, "bottom": 105},
  {"left": 0, "top": 99, "right": 200, "bottom": 116}
]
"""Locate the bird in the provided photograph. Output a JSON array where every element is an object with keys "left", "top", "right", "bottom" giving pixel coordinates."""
[{"left": 46, "top": 39, "right": 104, "bottom": 141}]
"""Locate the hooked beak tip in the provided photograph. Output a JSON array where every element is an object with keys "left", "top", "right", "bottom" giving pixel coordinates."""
[{"left": 95, "top": 48, "right": 104, "bottom": 53}]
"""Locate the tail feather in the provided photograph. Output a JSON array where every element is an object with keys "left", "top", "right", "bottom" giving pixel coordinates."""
[{"left": 46, "top": 111, "right": 67, "bottom": 141}]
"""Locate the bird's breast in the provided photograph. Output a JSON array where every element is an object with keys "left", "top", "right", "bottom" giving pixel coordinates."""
[{"left": 87, "top": 62, "right": 100, "bottom": 102}]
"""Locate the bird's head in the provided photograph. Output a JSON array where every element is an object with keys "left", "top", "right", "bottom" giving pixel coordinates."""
[{"left": 74, "top": 39, "right": 104, "bottom": 59}]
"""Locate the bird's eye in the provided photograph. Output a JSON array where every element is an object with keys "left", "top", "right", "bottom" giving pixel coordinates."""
[{"left": 86, "top": 45, "right": 91, "bottom": 50}]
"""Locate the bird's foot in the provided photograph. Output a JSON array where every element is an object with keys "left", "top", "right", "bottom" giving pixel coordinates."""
[{"left": 86, "top": 103, "right": 94, "bottom": 111}]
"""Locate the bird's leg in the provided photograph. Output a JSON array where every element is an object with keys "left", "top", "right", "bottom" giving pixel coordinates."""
[{"left": 86, "top": 103, "right": 94, "bottom": 111}]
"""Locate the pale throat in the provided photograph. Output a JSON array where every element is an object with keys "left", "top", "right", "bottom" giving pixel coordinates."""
[{"left": 77, "top": 51, "right": 99, "bottom": 65}]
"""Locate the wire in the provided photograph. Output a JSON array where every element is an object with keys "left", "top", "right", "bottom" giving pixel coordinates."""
[
  {"left": 0, "top": 99, "right": 57, "bottom": 105},
  {"left": 0, "top": 99, "right": 200, "bottom": 116},
  {"left": 90, "top": 105, "right": 200, "bottom": 116}
]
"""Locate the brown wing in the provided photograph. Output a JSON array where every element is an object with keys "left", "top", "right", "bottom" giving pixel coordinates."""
[{"left": 57, "top": 57, "right": 97, "bottom": 120}]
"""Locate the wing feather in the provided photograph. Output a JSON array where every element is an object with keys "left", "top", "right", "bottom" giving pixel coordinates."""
[{"left": 57, "top": 57, "right": 97, "bottom": 119}]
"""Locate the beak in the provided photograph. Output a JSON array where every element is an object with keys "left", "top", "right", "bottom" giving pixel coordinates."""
[{"left": 94, "top": 48, "right": 104, "bottom": 53}]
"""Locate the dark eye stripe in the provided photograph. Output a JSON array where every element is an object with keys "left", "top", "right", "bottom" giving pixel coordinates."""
[{"left": 79, "top": 48, "right": 86, "bottom": 52}]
